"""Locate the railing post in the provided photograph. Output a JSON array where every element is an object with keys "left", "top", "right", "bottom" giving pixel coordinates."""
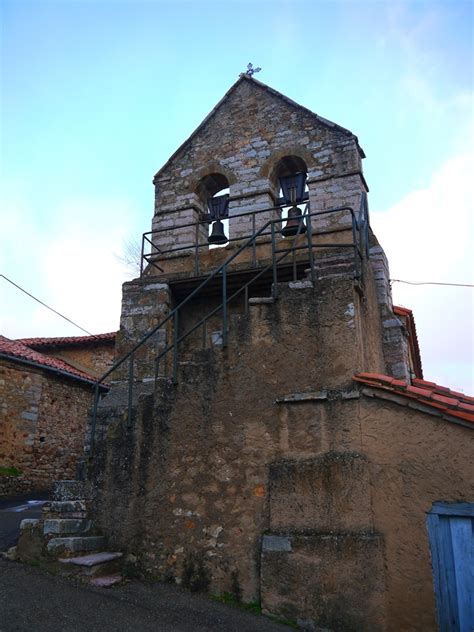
[
  {"left": 351, "top": 212, "right": 360, "bottom": 280},
  {"left": 173, "top": 310, "right": 179, "bottom": 384},
  {"left": 252, "top": 212, "right": 256, "bottom": 267},
  {"left": 140, "top": 235, "right": 145, "bottom": 277},
  {"left": 271, "top": 222, "right": 278, "bottom": 299},
  {"left": 90, "top": 383, "right": 100, "bottom": 456},
  {"left": 222, "top": 264, "right": 228, "bottom": 347},
  {"left": 127, "top": 353, "right": 134, "bottom": 425},
  {"left": 194, "top": 220, "right": 200, "bottom": 276},
  {"left": 154, "top": 356, "right": 160, "bottom": 386},
  {"left": 305, "top": 207, "right": 316, "bottom": 283},
  {"left": 202, "top": 320, "right": 207, "bottom": 349}
]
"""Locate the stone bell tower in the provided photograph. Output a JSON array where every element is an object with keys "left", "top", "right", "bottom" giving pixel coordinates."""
[
  {"left": 92, "top": 74, "right": 418, "bottom": 631},
  {"left": 114, "top": 74, "right": 411, "bottom": 385}
]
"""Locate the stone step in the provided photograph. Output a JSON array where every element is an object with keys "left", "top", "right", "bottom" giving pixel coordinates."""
[
  {"left": 44, "top": 500, "right": 87, "bottom": 515},
  {"left": 59, "top": 551, "right": 123, "bottom": 567},
  {"left": 89, "top": 574, "right": 123, "bottom": 587},
  {"left": 47, "top": 536, "right": 106, "bottom": 557},
  {"left": 59, "top": 551, "right": 123, "bottom": 577},
  {"left": 43, "top": 519, "right": 92, "bottom": 536},
  {"left": 248, "top": 296, "right": 276, "bottom": 305}
]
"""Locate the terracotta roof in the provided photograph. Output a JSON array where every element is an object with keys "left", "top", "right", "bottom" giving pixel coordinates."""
[
  {"left": 17, "top": 332, "right": 116, "bottom": 348},
  {"left": 0, "top": 335, "right": 100, "bottom": 385},
  {"left": 393, "top": 306, "right": 423, "bottom": 379},
  {"left": 354, "top": 373, "right": 474, "bottom": 425}
]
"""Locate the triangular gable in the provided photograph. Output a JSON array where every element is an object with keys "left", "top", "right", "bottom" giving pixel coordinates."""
[{"left": 153, "top": 75, "right": 364, "bottom": 184}]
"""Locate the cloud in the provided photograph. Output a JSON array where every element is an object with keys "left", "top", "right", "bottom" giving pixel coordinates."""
[
  {"left": 1, "top": 196, "right": 137, "bottom": 339},
  {"left": 371, "top": 151, "right": 474, "bottom": 393}
]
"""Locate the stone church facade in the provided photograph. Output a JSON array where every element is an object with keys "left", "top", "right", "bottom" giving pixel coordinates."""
[{"left": 28, "top": 76, "right": 474, "bottom": 630}]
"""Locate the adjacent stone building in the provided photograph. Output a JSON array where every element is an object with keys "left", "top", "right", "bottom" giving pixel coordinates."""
[
  {"left": 0, "top": 333, "right": 115, "bottom": 495},
  {"left": 61, "top": 76, "right": 474, "bottom": 630}
]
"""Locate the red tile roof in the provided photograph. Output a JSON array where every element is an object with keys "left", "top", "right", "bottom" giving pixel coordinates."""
[
  {"left": 393, "top": 305, "right": 423, "bottom": 379},
  {"left": 17, "top": 332, "right": 116, "bottom": 348},
  {"left": 354, "top": 373, "right": 474, "bottom": 425},
  {"left": 0, "top": 335, "right": 100, "bottom": 385}
]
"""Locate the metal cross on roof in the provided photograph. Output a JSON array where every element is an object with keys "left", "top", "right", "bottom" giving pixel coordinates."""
[{"left": 240, "top": 63, "right": 262, "bottom": 77}]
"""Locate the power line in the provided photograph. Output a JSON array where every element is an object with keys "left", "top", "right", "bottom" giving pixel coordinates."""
[
  {"left": 391, "top": 279, "right": 474, "bottom": 288},
  {"left": 1, "top": 273, "right": 95, "bottom": 337}
]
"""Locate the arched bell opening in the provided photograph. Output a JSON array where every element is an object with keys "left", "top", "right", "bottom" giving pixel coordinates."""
[
  {"left": 196, "top": 173, "right": 230, "bottom": 248},
  {"left": 269, "top": 156, "right": 309, "bottom": 238}
]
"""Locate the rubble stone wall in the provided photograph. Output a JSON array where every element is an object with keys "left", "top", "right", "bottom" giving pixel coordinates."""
[{"left": 0, "top": 360, "right": 92, "bottom": 495}]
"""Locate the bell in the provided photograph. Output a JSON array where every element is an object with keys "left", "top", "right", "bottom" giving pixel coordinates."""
[
  {"left": 208, "top": 220, "right": 228, "bottom": 245},
  {"left": 281, "top": 206, "right": 307, "bottom": 237}
]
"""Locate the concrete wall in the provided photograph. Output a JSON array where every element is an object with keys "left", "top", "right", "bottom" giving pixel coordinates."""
[{"left": 0, "top": 360, "right": 92, "bottom": 495}]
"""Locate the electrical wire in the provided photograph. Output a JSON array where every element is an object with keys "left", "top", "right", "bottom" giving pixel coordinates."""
[
  {"left": 1, "top": 273, "right": 95, "bottom": 337},
  {"left": 2, "top": 272, "right": 471, "bottom": 341},
  {"left": 391, "top": 279, "right": 474, "bottom": 288}
]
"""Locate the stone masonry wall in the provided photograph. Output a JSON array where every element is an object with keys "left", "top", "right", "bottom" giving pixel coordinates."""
[
  {"left": 115, "top": 278, "right": 172, "bottom": 382},
  {"left": 92, "top": 272, "right": 382, "bottom": 601},
  {"left": 90, "top": 256, "right": 472, "bottom": 630},
  {"left": 151, "top": 77, "right": 365, "bottom": 261},
  {"left": 369, "top": 240, "right": 411, "bottom": 380},
  {"left": 0, "top": 360, "right": 92, "bottom": 495}
]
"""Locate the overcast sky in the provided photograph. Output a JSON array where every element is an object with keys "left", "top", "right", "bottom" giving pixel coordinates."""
[{"left": 1, "top": 0, "right": 473, "bottom": 392}]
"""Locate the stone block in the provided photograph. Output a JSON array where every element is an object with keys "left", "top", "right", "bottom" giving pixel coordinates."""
[
  {"left": 53, "top": 480, "right": 86, "bottom": 501},
  {"left": 262, "top": 535, "right": 292, "bottom": 552},
  {"left": 261, "top": 532, "right": 386, "bottom": 631},
  {"left": 20, "top": 518, "right": 40, "bottom": 530},
  {"left": 43, "top": 519, "right": 92, "bottom": 535},
  {"left": 47, "top": 536, "right": 106, "bottom": 556},
  {"left": 269, "top": 452, "right": 373, "bottom": 532},
  {"left": 46, "top": 500, "right": 87, "bottom": 514}
]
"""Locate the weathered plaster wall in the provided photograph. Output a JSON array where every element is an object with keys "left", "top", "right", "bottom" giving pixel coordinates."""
[
  {"left": 39, "top": 343, "right": 115, "bottom": 378},
  {"left": 92, "top": 273, "right": 387, "bottom": 627},
  {"left": 358, "top": 398, "right": 474, "bottom": 632},
  {"left": 260, "top": 396, "right": 473, "bottom": 631},
  {"left": 0, "top": 360, "right": 92, "bottom": 495},
  {"left": 92, "top": 267, "right": 472, "bottom": 630}
]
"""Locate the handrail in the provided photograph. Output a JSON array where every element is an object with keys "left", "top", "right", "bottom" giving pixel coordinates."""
[
  {"left": 141, "top": 202, "right": 365, "bottom": 276},
  {"left": 89, "top": 203, "right": 364, "bottom": 454}
]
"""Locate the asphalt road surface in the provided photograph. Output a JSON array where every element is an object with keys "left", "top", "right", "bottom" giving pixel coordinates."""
[
  {"left": 0, "top": 559, "right": 292, "bottom": 632},
  {"left": 0, "top": 494, "right": 49, "bottom": 552}
]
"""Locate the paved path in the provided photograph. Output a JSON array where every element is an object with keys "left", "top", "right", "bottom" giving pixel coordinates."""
[
  {"left": 0, "top": 559, "right": 291, "bottom": 632},
  {"left": 0, "top": 494, "right": 49, "bottom": 551}
]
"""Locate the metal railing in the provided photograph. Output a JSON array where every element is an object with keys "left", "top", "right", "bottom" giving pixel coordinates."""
[
  {"left": 140, "top": 196, "right": 365, "bottom": 277},
  {"left": 90, "top": 196, "right": 370, "bottom": 454}
]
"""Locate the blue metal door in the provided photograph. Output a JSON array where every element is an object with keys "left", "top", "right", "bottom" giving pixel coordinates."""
[{"left": 427, "top": 502, "right": 474, "bottom": 632}]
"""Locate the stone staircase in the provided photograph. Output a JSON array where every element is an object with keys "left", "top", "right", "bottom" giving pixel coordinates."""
[{"left": 15, "top": 480, "right": 124, "bottom": 587}]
